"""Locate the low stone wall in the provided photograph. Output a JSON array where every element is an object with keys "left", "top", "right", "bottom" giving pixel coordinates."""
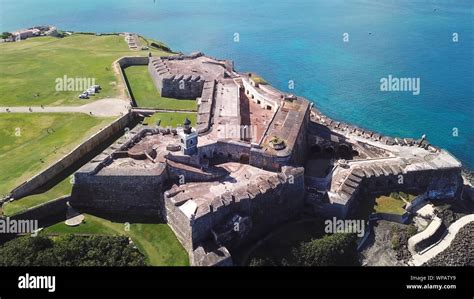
[
  {"left": 9, "top": 113, "right": 135, "bottom": 200},
  {"left": 115, "top": 56, "right": 149, "bottom": 106},
  {"left": 9, "top": 196, "right": 69, "bottom": 226},
  {"left": 371, "top": 212, "right": 410, "bottom": 224},
  {"left": 408, "top": 216, "right": 444, "bottom": 255},
  {"left": 0, "top": 196, "right": 69, "bottom": 243},
  {"left": 410, "top": 214, "right": 474, "bottom": 266}
]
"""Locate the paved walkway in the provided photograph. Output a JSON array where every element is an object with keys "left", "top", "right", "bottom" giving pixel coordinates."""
[
  {"left": 410, "top": 214, "right": 474, "bottom": 266},
  {"left": 0, "top": 98, "right": 130, "bottom": 117}
]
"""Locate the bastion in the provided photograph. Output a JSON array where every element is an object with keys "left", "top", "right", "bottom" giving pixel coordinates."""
[{"left": 71, "top": 52, "right": 462, "bottom": 266}]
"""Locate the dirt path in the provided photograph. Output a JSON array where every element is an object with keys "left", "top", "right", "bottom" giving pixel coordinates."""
[{"left": 0, "top": 98, "right": 130, "bottom": 117}]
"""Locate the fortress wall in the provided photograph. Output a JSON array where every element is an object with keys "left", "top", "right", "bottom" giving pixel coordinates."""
[
  {"left": 191, "top": 167, "right": 305, "bottom": 251},
  {"left": 242, "top": 79, "right": 279, "bottom": 111},
  {"left": 148, "top": 56, "right": 206, "bottom": 100},
  {"left": 10, "top": 113, "right": 134, "bottom": 200},
  {"left": 249, "top": 148, "right": 292, "bottom": 171},
  {"left": 346, "top": 168, "right": 460, "bottom": 219},
  {"left": 148, "top": 58, "right": 166, "bottom": 95},
  {"left": 362, "top": 168, "right": 461, "bottom": 197},
  {"left": 71, "top": 172, "right": 167, "bottom": 219},
  {"left": 165, "top": 198, "right": 194, "bottom": 252},
  {"left": 0, "top": 196, "right": 70, "bottom": 243},
  {"left": 161, "top": 77, "right": 205, "bottom": 99},
  {"left": 311, "top": 167, "right": 462, "bottom": 219},
  {"left": 117, "top": 56, "right": 149, "bottom": 68},
  {"left": 196, "top": 80, "right": 215, "bottom": 133},
  {"left": 9, "top": 196, "right": 69, "bottom": 227},
  {"left": 191, "top": 246, "right": 233, "bottom": 266},
  {"left": 198, "top": 140, "right": 252, "bottom": 162},
  {"left": 289, "top": 107, "right": 310, "bottom": 166},
  {"left": 311, "top": 200, "right": 351, "bottom": 219},
  {"left": 116, "top": 56, "right": 149, "bottom": 105},
  {"left": 166, "top": 159, "right": 227, "bottom": 182}
]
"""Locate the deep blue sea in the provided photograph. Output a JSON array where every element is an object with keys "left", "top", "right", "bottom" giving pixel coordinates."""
[{"left": 1, "top": 0, "right": 473, "bottom": 168}]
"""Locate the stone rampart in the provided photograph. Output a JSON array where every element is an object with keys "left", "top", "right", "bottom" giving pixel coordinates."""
[
  {"left": 148, "top": 56, "right": 206, "bottom": 100},
  {"left": 10, "top": 113, "right": 135, "bottom": 200},
  {"left": 115, "top": 56, "right": 149, "bottom": 105},
  {"left": 165, "top": 166, "right": 305, "bottom": 254},
  {"left": 71, "top": 172, "right": 167, "bottom": 219}
]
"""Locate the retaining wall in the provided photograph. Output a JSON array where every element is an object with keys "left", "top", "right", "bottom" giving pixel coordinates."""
[
  {"left": 10, "top": 113, "right": 135, "bottom": 200},
  {"left": 0, "top": 196, "right": 69, "bottom": 243},
  {"left": 115, "top": 56, "right": 150, "bottom": 106}
]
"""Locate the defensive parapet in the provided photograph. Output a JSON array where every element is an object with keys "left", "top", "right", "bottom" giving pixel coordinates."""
[
  {"left": 307, "top": 106, "right": 463, "bottom": 219},
  {"left": 196, "top": 80, "right": 215, "bottom": 133},
  {"left": 70, "top": 125, "right": 169, "bottom": 219},
  {"left": 148, "top": 53, "right": 231, "bottom": 101},
  {"left": 164, "top": 166, "right": 305, "bottom": 257}
]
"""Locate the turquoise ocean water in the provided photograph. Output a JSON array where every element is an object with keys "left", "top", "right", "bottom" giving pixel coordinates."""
[{"left": 1, "top": 0, "right": 472, "bottom": 168}]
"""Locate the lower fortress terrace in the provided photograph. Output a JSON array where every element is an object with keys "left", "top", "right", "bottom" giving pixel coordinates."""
[{"left": 70, "top": 53, "right": 464, "bottom": 266}]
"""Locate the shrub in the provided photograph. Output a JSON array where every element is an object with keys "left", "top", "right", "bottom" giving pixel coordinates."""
[
  {"left": 292, "top": 233, "right": 359, "bottom": 266},
  {"left": 0, "top": 235, "right": 146, "bottom": 266},
  {"left": 150, "top": 42, "right": 171, "bottom": 52}
]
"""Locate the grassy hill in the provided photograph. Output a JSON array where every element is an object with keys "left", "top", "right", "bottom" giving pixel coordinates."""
[
  {"left": 0, "top": 34, "right": 170, "bottom": 106},
  {"left": 43, "top": 214, "right": 189, "bottom": 266},
  {"left": 0, "top": 113, "right": 114, "bottom": 197}
]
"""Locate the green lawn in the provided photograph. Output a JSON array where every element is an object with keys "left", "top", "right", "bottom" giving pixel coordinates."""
[
  {"left": 124, "top": 66, "right": 197, "bottom": 110},
  {"left": 374, "top": 195, "right": 406, "bottom": 215},
  {"left": 250, "top": 74, "right": 268, "bottom": 85},
  {"left": 43, "top": 214, "right": 189, "bottom": 266},
  {"left": 2, "top": 178, "right": 73, "bottom": 216},
  {"left": 0, "top": 113, "right": 114, "bottom": 197},
  {"left": 143, "top": 112, "right": 197, "bottom": 128},
  {"left": 0, "top": 34, "right": 171, "bottom": 106}
]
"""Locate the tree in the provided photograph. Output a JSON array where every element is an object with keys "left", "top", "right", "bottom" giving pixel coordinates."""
[
  {"left": 292, "top": 233, "right": 359, "bottom": 266},
  {"left": 1, "top": 32, "right": 12, "bottom": 39},
  {"left": 0, "top": 235, "right": 146, "bottom": 266}
]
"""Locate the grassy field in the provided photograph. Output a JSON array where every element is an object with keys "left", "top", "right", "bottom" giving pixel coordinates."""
[
  {"left": 124, "top": 66, "right": 197, "bottom": 110},
  {"left": 0, "top": 34, "right": 171, "bottom": 106},
  {"left": 43, "top": 214, "right": 189, "bottom": 266},
  {"left": 374, "top": 195, "right": 407, "bottom": 215},
  {"left": 0, "top": 113, "right": 114, "bottom": 197},
  {"left": 143, "top": 112, "right": 197, "bottom": 127},
  {"left": 2, "top": 177, "right": 72, "bottom": 216}
]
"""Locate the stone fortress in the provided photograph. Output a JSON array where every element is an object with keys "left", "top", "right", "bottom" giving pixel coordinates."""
[{"left": 70, "top": 52, "right": 463, "bottom": 266}]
